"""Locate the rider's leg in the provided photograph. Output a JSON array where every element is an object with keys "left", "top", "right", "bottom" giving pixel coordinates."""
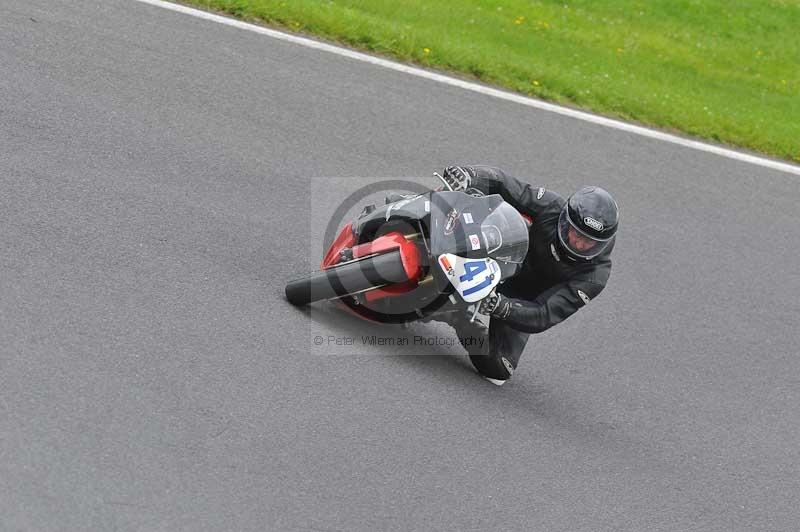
[
  {"left": 424, "top": 295, "right": 530, "bottom": 384},
  {"left": 468, "top": 318, "right": 530, "bottom": 383},
  {"left": 448, "top": 316, "right": 490, "bottom": 358}
]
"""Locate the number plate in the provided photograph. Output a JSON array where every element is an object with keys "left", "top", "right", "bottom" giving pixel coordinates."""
[{"left": 437, "top": 253, "right": 501, "bottom": 303}]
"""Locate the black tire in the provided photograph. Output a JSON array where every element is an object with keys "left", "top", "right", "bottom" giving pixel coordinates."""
[{"left": 285, "top": 250, "right": 410, "bottom": 306}]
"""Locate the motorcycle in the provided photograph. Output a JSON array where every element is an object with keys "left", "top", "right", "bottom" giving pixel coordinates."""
[{"left": 284, "top": 175, "right": 530, "bottom": 326}]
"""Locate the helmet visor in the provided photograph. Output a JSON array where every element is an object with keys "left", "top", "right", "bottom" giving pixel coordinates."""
[{"left": 557, "top": 209, "right": 611, "bottom": 260}]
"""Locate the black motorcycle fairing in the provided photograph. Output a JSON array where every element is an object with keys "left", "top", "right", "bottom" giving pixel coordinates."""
[
  {"left": 429, "top": 192, "right": 527, "bottom": 281},
  {"left": 352, "top": 192, "right": 432, "bottom": 244}
]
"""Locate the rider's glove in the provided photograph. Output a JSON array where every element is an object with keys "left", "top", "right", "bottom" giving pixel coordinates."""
[
  {"left": 442, "top": 165, "right": 472, "bottom": 192},
  {"left": 478, "top": 291, "right": 511, "bottom": 319}
]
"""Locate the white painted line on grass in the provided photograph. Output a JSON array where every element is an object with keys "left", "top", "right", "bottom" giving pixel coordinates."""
[{"left": 134, "top": 0, "right": 800, "bottom": 177}]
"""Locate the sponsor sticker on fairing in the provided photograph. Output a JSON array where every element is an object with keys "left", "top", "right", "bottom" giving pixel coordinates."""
[
  {"left": 462, "top": 212, "right": 474, "bottom": 224},
  {"left": 577, "top": 290, "right": 591, "bottom": 304},
  {"left": 537, "top": 187, "right": 545, "bottom": 200},
  {"left": 469, "top": 234, "right": 481, "bottom": 250},
  {"left": 439, "top": 255, "right": 455, "bottom": 276},
  {"left": 444, "top": 209, "right": 459, "bottom": 235}
]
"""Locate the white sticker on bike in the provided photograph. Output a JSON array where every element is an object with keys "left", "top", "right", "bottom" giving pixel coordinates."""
[
  {"left": 469, "top": 234, "right": 481, "bottom": 250},
  {"left": 437, "top": 254, "right": 501, "bottom": 303},
  {"left": 463, "top": 212, "right": 474, "bottom": 224}
]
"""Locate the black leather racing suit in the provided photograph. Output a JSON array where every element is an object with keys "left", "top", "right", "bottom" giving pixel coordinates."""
[{"left": 448, "top": 166, "right": 615, "bottom": 381}]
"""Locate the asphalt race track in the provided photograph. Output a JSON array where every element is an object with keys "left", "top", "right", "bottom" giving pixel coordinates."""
[{"left": 2, "top": 1, "right": 799, "bottom": 530}]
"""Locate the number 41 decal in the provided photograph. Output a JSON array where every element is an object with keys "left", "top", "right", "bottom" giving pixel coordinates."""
[
  {"left": 437, "top": 253, "right": 501, "bottom": 303},
  {"left": 460, "top": 260, "right": 492, "bottom": 296}
]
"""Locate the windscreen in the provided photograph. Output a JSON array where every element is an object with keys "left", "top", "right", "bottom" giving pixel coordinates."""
[{"left": 480, "top": 203, "right": 529, "bottom": 264}]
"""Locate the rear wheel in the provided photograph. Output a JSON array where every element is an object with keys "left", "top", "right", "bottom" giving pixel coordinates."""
[{"left": 285, "top": 250, "right": 409, "bottom": 306}]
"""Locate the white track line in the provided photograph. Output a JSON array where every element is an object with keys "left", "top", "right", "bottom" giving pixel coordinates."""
[{"left": 134, "top": 0, "right": 800, "bottom": 177}]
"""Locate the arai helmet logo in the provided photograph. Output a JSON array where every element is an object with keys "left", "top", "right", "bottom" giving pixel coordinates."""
[
  {"left": 577, "top": 290, "right": 591, "bottom": 305},
  {"left": 584, "top": 217, "right": 603, "bottom": 231}
]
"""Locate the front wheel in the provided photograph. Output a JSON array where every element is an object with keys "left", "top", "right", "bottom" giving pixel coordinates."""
[{"left": 284, "top": 250, "right": 409, "bottom": 306}]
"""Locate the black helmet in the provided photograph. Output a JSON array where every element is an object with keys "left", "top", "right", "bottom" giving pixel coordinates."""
[{"left": 557, "top": 186, "right": 619, "bottom": 261}]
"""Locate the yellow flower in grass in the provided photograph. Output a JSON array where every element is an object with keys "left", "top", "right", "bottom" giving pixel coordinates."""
[
  {"left": 514, "top": 16, "right": 525, "bottom": 25},
  {"left": 532, "top": 80, "right": 540, "bottom": 86},
  {"left": 423, "top": 47, "right": 431, "bottom": 56}
]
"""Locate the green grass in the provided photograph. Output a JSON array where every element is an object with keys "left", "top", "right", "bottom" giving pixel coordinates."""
[{"left": 183, "top": 0, "right": 800, "bottom": 161}]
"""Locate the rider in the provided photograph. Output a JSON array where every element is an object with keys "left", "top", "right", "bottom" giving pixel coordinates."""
[{"left": 439, "top": 165, "right": 619, "bottom": 385}]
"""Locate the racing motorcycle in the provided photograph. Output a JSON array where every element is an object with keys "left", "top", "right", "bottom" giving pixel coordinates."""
[{"left": 284, "top": 176, "right": 530, "bottom": 325}]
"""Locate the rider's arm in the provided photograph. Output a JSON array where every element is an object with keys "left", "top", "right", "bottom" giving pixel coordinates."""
[
  {"left": 454, "top": 165, "right": 559, "bottom": 218},
  {"left": 499, "top": 278, "right": 606, "bottom": 334}
]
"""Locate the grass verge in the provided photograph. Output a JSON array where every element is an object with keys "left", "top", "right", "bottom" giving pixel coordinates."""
[{"left": 182, "top": 0, "right": 800, "bottom": 162}]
